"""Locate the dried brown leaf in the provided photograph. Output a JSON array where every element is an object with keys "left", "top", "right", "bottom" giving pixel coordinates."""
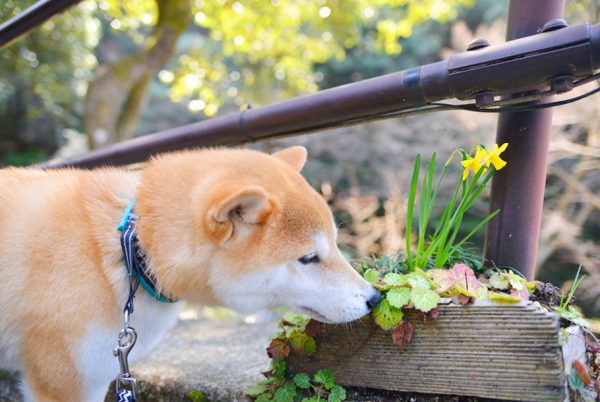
[
  {"left": 391, "top": 320, "right": 414, "bottom": 347},
  {"left": 267, "top": 338, "right": 291, "bottom": 359}
]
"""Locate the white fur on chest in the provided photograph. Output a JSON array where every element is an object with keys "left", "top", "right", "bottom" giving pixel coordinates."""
[{"left": 77, "top": 293, "right": 182, "bottom": 402}]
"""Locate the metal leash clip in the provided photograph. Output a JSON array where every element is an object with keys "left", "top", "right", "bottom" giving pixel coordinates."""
[{"left": 113, "top": 326, "right": 138, "bottom": 402}]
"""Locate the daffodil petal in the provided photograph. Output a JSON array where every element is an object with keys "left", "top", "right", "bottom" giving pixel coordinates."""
[
  {"left": 491, "top": 156, "right": 507, "bottom": 170},
  {"left": 475, "top": 148, "right": 488, "bottom": 162}
]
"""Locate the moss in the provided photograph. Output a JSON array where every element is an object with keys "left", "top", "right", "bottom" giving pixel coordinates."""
[{"left": 187, "top": 390, "right": 209, "bottom": 402}]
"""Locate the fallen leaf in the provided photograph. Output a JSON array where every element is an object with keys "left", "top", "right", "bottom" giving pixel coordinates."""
[
  {"left": 391, "top": 320, "right": 415, "bottom": 347},
  {"left": 510, "top": 288, "right": 530, "bottom": 301},
  {"left": 488, "top": 292, "right": 521, "bottom": 303},
  {"left": 526, "top": 280, "right": 541, "bottom": 292},
  {"left": 415, "top": 307, "right": 439, "bottom": 322},
  {"left": 427, "top": 307, "right": 440, "bottom": 320},
  {"left": 453, "top": 294, "right": 473, "bottom": 305}
]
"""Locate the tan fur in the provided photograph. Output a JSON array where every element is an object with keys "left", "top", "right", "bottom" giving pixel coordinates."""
[{"left": 0, "top": 147, "right": 377, "bottom": 401}]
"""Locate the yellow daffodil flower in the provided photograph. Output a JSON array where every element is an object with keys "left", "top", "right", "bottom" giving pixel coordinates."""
[
  {"left": 461, "top": 147, "right": 488, "bottom": 180},
  {"left": 484, "top": 142, "right": 509, "bottom": 170}
]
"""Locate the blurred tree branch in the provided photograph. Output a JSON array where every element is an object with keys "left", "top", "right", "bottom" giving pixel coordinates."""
[{"left": 85, "top": 0, "right": 192, "bottom": 148}]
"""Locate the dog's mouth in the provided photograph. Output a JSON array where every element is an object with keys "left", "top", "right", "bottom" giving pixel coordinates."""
[{"left": 298, "top": 306, "right": 333, "bottom": 323}]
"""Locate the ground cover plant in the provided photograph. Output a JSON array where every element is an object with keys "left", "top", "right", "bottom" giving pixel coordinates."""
[
  {"left": 248, "top": 144, "right": 599, "bottom": 401},
  {"left": 246, "top": 313, "right": 347, "bottom": 402}
]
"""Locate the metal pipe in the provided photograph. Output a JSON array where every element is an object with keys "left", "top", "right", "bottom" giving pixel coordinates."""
[
  {"left": 43, "top": 20, "right": 600, "bottom": 169},
  {"left": 484, "top": 0, "right": 566, "bottom": 280},
  {"left": 43, "top": 61, "right": 450, "bottom": 168},
  {"left": 0, "top": 0, "right": 82, "bottom": 49}
]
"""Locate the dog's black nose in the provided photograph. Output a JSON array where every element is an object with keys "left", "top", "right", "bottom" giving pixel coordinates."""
[{"left": 366, "top": 289, "right": 382, "bottom": 310}]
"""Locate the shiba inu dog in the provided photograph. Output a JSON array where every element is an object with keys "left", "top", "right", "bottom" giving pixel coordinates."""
[{"left": 0, "top": 146, "right": 380, "bottom": 402}]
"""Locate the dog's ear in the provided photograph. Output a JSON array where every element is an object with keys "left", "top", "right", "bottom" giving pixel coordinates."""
[
  {"left": 205, "top": 184, "right": 275, "bottom": 244},
  {"left": 272, "top": 146, "right": 307, "bottom": 172}
]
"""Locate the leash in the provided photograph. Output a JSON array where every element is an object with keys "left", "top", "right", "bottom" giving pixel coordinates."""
[
  {"left": 112, "top": 200, "right": 179, "bottom": 401},
  {"left": 113, "top": 200, "right": 141, "bottom": 402}
]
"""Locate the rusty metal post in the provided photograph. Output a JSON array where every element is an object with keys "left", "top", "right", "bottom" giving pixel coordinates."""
[{"left": 484, "top": 0, "right": 565, "bottom": 279}]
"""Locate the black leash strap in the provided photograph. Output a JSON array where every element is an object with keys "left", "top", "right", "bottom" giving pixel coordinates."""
[
  {"left": 120, "top": 211, "right": 141, "bottom": 317},
  {"left": 114, "top": 207, "right": 141, "bottom": 402}
]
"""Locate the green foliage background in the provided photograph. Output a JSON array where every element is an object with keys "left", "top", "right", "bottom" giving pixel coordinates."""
[
  {"left": 0, "top": 0, "right": 475, "bottom": 159},
  {"left": 0, "top": 0, "right": 97, "bottom": 164}
]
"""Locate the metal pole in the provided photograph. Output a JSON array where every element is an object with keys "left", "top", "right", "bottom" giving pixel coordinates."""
[
  {"left": 484, "top": 0, "right": 565, "bottom": 280},
  {"left": 42, "top": 61, "right": 450, "bottom": 168},
  {"left": 42, "top": 20, "right": 600, "bottom": 169},
  {"left": 0, "top": 0, "right": 82, "bottom": 49}
]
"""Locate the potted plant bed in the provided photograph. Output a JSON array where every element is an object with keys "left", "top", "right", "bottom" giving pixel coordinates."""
[
  {"left": 248, "top": 270, "right": 596, "bottom": 402},
  {"left": 285, "top": 300, "right": 571, "bottom": 401}
]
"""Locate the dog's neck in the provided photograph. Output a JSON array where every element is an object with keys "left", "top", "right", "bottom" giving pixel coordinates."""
[{"left": 133, "top": 159, "right": 221, "bottom": 306}]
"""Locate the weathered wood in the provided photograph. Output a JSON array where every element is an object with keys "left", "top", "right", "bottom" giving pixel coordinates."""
[{"left": 286, "top": 301, "right": 566, "bottom": 401}]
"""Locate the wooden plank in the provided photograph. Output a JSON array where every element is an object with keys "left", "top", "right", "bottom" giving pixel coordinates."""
[{"left": 286, "top": 301, "right": 566, "bottom": 401}]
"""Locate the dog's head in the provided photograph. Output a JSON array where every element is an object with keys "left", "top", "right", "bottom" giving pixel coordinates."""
[{"left": 199, "top": 146, "right": 380, "bottom": 323}]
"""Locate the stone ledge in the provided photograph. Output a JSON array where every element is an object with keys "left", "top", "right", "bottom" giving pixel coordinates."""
[
  {"left": 104, "top": 318, "right": 277, "bottom": 401},
  {"left": 1, "top": 318, "right": 276, "bottom": 402}
]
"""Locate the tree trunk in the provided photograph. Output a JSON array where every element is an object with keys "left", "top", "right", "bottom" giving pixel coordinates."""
[{"left": 85, "top": 0, "right": 192, "bottom": 148}]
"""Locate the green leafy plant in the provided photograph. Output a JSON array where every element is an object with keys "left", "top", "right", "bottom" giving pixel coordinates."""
[
  {"left": 266, "top": 313, "right": 318, "bottom": 360},
  {"left": 362, "top": 267, "right": 441, "bottom": 343},
  {"left": 248, "top": 312, "right": 347, "bottom": 401},
  {"left": 353, "top": 245, "right": 487, "bottom": 276},
  {"left": 360, "top": 260, "right": 555, "bottom": 345},
  {"left": 247, "top": 360, "right": 347, "bottom": 402},
  {"left": 556, "top": 265, "right": 586, "bottom": 316},
  {"left": 187, "top": 390, "right": 209, "bottom": 402},
  {"left": 405, "top": 144, "right": 508, "bottom": 271}
]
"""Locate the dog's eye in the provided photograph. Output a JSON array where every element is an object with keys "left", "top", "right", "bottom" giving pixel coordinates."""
[{"left": 298, "top": 253, "right": 320, "bottom": 265}]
